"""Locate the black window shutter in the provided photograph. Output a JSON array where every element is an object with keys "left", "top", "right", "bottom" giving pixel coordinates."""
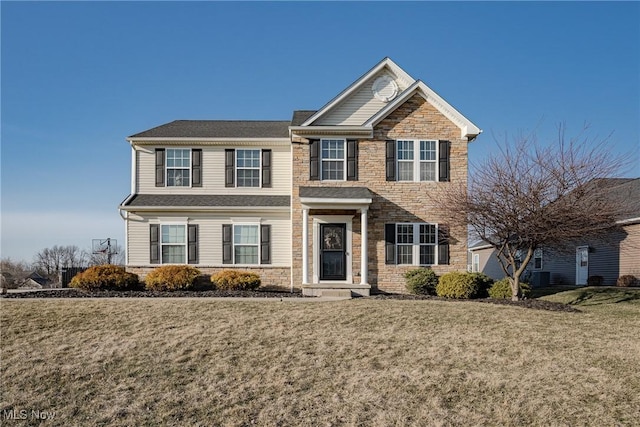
[
  {"left": 225, "top": 149, "right": 235, "bottom": 187},
  {"left": 192, "top": 149, "right": 202, "bottom": 187},
  {"left": 385, "top": 140, "right": 396, "bottom": 181},
  {"left": 385, "top": 223, "right": 396, "bottom": 265},
  {"left": 309, "top": 139, "right": 319, "bottom": 180},
  {"left": 155, "top": 149, "right": 165, "bottom": 187},
  {"left": 150, "top": 224, "right": 160, "bottom": 264},
  {"left": 347, "top": 139, "right": 358, "bottom": 181},
  {"left": 188, "top": 224, "right": 198, "bottom": 264},
  {"left": 438, "top": 140, "right": 450, "bottom": 182},
  {"left": 438, "top": 224, "right": 450, "bottom": 265},
  {"left": 261, "top": 149, "right": 272, "bottom": 188},
  {"left": 222, "top": 224, "right": 233, "bottom": 264},
  {"left": 260, "top": 224, "right": 271, "bottom": 264}
]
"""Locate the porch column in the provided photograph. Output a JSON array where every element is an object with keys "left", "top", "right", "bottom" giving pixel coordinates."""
[
  {"left": 360, "top": 208, "right": 368, "bottom": 285},
  {"left": 302, "top": 207, "right": 309, "bottom": 284}
]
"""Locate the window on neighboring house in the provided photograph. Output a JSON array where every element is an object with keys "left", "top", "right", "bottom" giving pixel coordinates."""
[
  {"left": 321, "top": 139, "right": 345, "bottom": 180},
  {"left": 161, "top": 224, "right": 186, "bottom": 263},
  {"left": 472, "top": 253, "right": 480, "bottom": 273},
  {"left": 533, "top": 248, "right": 543, "bottom": 269},
  {"left": 166, "top": 149, "right": 191, "bottom": 187},
  {"left": 236, "top": 149, "right": 260, "bottom": 187},
  {"left": 234, "top": 225, "right": 259, "bottom": 264},
  {"left": 397, "top": 140, "right": 438, "bottom": 182},
  {"left": 389, "top": 223, "right": 438, "bottom": 266}
]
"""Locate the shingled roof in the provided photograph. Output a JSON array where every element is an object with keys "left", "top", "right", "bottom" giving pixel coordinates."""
[
  {"left": 129, "top": 120, "right": 291, "bottom": 139},
  {"left": 291, "top": 110, "right": 317, "bottom": 126},
  {"left": 122, "top": 194, "right": 290, "bottom": 208}
]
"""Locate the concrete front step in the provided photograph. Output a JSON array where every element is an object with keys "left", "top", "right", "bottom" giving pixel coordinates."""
[
  {"left": 318, "top": 289, "right": 353, "bottom": 298},
  {"left": 301, "top": 283, "right": 371, "bottom": 297}
]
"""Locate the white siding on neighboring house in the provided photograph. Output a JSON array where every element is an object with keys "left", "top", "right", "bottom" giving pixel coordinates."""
[
  {"left": 315, "top": 69, "right": 410, "bottom": 126},
  {"left": 135, "top": 144, "right": 291, "bottom": 195},
  {"left": 127, "top": 211, "right": 291, "bottom": 266}
]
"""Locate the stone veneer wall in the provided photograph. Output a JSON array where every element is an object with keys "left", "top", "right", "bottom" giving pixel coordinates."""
[
  {"left": 127, "top": 266, "right": 292, "bottom": 290},
  {"left": 292, "top": 94, "right": 469, "bottom": 293}
]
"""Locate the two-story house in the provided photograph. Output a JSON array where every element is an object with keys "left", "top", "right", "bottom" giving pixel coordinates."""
[{"left": 119, "top": 58, "right": 481, "bottom": 296}]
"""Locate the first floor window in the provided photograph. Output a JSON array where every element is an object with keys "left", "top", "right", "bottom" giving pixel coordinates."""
[
  {"left": 233, "top": 225, "right": 259, "bottom": 264},
  {"left": 395, "top": 223, "right": 437, "bottom": 265},
  {"left": 321, "top": 139, "right": 345, "bottom": 180},
  {"left": 472, "top": 253, "right": 480, "bottom": 273},
  {"left": 236, "top": 149, "right": 260, "bottom": 187},
  {"left": 166, "top": 149, "right": 191, "bottom": 186},
  {"left": 533, "top": 248, "right": 543, "bottom": 269},
  {"left": 161, "top": 224, "right": 186, "bottom": 263}
]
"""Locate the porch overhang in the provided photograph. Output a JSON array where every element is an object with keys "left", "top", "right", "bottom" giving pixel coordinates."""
[{"left": 299, "top": 186, "right": 373, "bottom": 210}]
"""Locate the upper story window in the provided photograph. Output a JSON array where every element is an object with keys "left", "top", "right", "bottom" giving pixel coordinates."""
[
  {"left": 396, "top": 140, "right": 437, "bottom": 182},
  {"left": 533, "top": 248, "right": 543, "bottom": 269},
  {"left": 386, "top": 140, "right": 449, "bottom": 182},
  {"left": 225, "top": 149, "right": 272, "bottom": 188},
  {"left": 236, "top": 149, "right": 261, "bottom": 187},
  {"left": 155, "top": 148, "right": 202, "bottom": 188},
  {"left": 166, "top": 149, "right": 191, "bottom": 186},
  {"left": 321, "top": 139, "right": 345, "bottom": 180}
]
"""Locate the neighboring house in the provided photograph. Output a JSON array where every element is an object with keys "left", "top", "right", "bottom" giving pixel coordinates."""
[
  {"left": 119, "top": 58, "right": 481, "bottom": 295},
  {"left": 469, "top": 178, "right": 640, "bottom": 286},
  {"left": 18, "top": 272, "right": 53, "bottom": 289}
]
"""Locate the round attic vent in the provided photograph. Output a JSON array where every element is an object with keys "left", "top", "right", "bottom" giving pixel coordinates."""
[{"left": 372, "top": 75, "right": 398, "bottom": 103}]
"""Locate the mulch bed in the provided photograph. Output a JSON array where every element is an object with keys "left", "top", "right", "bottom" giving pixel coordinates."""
[
  {"left": 2, "top": 288, "right": 579, "bottom": 312},
  {"left": 0, "top": 288, "right": 307, "bottom": 299}
]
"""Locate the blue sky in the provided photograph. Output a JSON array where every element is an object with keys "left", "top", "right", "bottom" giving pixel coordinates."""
[{"left": 2, "top": 1, "right": 639, "bottom": 263}]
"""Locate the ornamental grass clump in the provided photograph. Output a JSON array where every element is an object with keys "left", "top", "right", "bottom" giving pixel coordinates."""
[
  {"left": 144, "top": 265, "right": 201, "bottom": 291},
  {"left": 436, "top": 271, "right": 481, "bottom": 299},
  {"left": 488, "top": 278, "right": 531, "bottom": 299},
  {"left": 617, "top": 275, "right": 639, "bottom": 287},
  {"left": 70, "top": 265, "right": 140, "bottom": 291},
  {"left": 404, "top": 268, "right": 439, "bottom": 295},
  {"left": 211, "top": 270, "right": 261, "bottom": 291}
]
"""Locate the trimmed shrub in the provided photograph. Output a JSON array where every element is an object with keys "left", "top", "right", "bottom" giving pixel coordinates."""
[
  {"left": 211, "top": 270, "right": 261, "bottom": 291},
  {"left": 488, "top": 278, "right": 531, "bottom": 299},
  {"left": 587, "top": 275, "right": 604, "bottom": 286},
  {"left": 436, "top": 272, "right": 480, "bottom": 299},
  {"left": 404, "top": 268, "right": 439, "bottom": 295},
  {"left": 617, "top": 275, "right": 639, "bottom": 287},
  {"left": 144, "top": 265, "right": 201, "bottom": 291},
  {"left": 468, "top": 272, "right": 494, "bottom": 298},
  {"left": 70, "top": 265, "right": 139, "bottom": 291}
]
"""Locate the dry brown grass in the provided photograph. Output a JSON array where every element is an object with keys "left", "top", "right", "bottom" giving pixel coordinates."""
[{"left": 1, "top": 297, "right": 639, "bottom": 426}]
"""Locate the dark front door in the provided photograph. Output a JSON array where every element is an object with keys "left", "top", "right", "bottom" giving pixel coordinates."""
[{"left": 320, "top": 223, "right": 346, "bottom": 281}]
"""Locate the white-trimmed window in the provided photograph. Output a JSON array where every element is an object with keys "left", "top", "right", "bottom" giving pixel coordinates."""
[
  {"left": 396, "top": 223, "right": 437, "bottom": 265},
  {"left": 166, "top": 149, "right": 191, "bottom": 187},
  {"left": 321, "top": 139, "right": 345, "bottom": 180},
  {"left": 472, "top": 253, "right": 480, "bottom": 273},
  {"left": 236, "top": 149, "right": 260, "bottom": 187},
  {"left": 533, "top": 248, "right": 543, "bottom": 270},
  {"left": 161, "top": 224, "right": 186, "bottom": 263},
  {"left": 233, "top": 224, "right": 259, "bottom": 264},
  {"left": 397, "top": 139, "right": 438, "bottom": 182}
]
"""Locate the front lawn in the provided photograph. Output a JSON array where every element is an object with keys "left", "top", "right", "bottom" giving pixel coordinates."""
[{"left": 1, "top": 297, "right": 639, "bottom": 426}]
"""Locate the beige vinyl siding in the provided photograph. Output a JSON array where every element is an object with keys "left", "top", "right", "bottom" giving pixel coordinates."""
[
  {"left": 620, "top": 223, "right": 640, "bottom": 276},
  {"left": 126, "top": 211, "right": 291, "bottom": 267},
  {"left": 136, "top": 145, "right": 291, "bottom": 195},
  {"left": 315, "top": 70, "right": 409, "bottom": 126}
]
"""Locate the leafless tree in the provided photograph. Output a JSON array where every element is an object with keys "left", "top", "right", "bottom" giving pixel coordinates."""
[
  {"left": 439, "top": 124, "right": 633, "bottom": 300},
  {"left": 1, "top": 258, "right": 33, "bottom": 293},
  {"left": 33, "top": 245, "right": 88, "bottom": 281}
]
